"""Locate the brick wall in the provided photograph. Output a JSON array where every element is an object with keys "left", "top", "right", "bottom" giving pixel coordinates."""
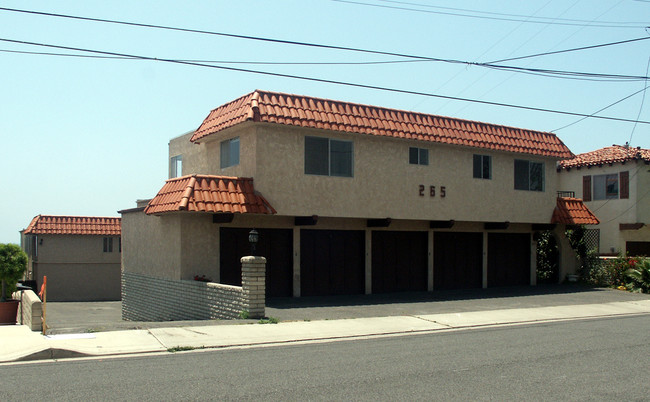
[
  {"left": 12, "top": 289, "right": 42, "bottom": 331},
  {"left": 122, "top": 271, "right": 244, "bottom": 321}
]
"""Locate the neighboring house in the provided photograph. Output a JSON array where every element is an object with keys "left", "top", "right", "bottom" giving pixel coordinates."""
[
  {"left": 120, "top": 90, "right": 597, "bottom": 319},
  {"left": 20, "top": 215, "right": 122, "bottom": 301},
  {"left": 558, "top": 144, "right": 650, "bottom": 256}
]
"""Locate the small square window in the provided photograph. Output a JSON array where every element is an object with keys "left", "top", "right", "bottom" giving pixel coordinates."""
[
  {"left": 473, "top": 154, "right": 491, "bottom": 179},
  {"left": 593, "top": 174, "right": 618, "bottom": 200},
  {"left": 409, "top": 147, "right": 428, "bottom": 165},
  {"left": 220, "top": 137, "right": 240, "bottom": 169}
]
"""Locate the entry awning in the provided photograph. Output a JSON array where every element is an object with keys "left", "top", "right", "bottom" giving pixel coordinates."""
[
  {"left": 145, "top": 175, "right": 276, "bottom": 215},
  {"left": 551, "top": 197, "right": 599, "bottom": 225}
]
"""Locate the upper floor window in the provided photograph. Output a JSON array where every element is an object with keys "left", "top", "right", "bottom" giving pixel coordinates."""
[
  {"left": 170, "top": 155, "right": 182, "bottom": 178},
  {"left": 220, "top": 137, "right": 240, "bottom": 168},
  {"left": 305, "top": 136, "right": 353, "bottom": 177},
  {"left": 514, "top": 160, "right": 544, "bottom": 191},
  {"left": 409, "top": 147, "right": 429, "bottom": 165},
  {"left": 103, "top": 237, "right": 113, "bottom": 253},
  {"left": 583, "top": 171, "right": 628, "bottom": 201},
  {"left": 473, "top": 154, "right": 491, "bottom": 179}
]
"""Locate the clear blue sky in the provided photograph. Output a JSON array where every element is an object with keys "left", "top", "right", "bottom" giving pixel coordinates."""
[{"left": 1, "top": 0, "right": 649, "bottom": 243}]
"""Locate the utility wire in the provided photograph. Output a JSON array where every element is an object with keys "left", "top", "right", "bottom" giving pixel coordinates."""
[
  {"left": 2, "top": 47, "right": 647, "bottom": 82},
  {"left": 628, "top": 56, "right": 650, "bottom": 144},
  {"left": 2, "top": 37, "right": 650, "bottom": 126},
  {"left": 488, "top": 36, "right": 650, "bottom": 64},
  {"left": 331, "top": 0, "right": 650, "bottom": 28},
  {"left": 375, "top": 0, "right": 649, "bottom": 26},
  {"left": 552, "top": 85, "right": 650, "bottom": 131},
  {"left": 1, "top": 6, "right": 649, "bottom": 71},
  {"left": 0, "top": 48, "right": 427, "bottom": 65}
]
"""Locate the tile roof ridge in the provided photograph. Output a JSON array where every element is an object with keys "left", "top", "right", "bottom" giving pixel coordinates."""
[{"left": 253, "top": 89, "right": 559, "bottom": 136}]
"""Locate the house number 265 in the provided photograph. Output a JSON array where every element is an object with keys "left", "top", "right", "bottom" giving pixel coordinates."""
[{"left": 419, "top": 185, "right": 446, "bottom": 198}]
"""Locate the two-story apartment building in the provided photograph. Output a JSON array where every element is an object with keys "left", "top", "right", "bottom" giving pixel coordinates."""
[
  {"left": 558, "top": 145, "right": 650, "bottom": 256},
  {"left": 21, "top": 215, "right": 122, "bottom": 301},
  {"left": 120, "top": 90, "right": 597, "bottom": 319}
]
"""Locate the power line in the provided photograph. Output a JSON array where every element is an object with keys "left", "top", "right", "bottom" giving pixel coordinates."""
[
  {"left": 487, "top": 36, "right": 650, "bottom": 64},
  {"left": 375, "top": 0, "right": 649, "bottom": 26},
  {"left": 0, "top": 48, "right": 426, "bottom": 66},
  {"left": 331, "top": 0, "right": 650, "bottom": 28},
  {"left": 552, "top": 85, "right": 650, "bottom": 131},
  {"left": 629, "top": 57, "right": 650, "bottom": 144},
  {"left": 3, "top": 47, "right": 647, "bottom": 82},
  {"left": 1, "top": 6, "right": 649, "bottom": 72},
  {"left": 2, "top": 36, "right": 650, "bottom": 126}
]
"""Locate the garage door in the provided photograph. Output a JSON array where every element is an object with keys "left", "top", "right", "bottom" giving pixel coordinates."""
[
  {"left": 372, "top": 231, "right": 428, "bottom": 293},
  {"left": 626, "top": 241, "right": 650, "bottom": 257},
  {"left": 434, "top": 232, "right": 483, "bottom": 290},
  {"left": 220, "top": 228, "right": 293, "bottom": 297},
  {"left": 300, "top": 229, "right": 365, "bottom": 297},
  {"left": 488, "top": 233, "right": 531, "bottom": 287}
]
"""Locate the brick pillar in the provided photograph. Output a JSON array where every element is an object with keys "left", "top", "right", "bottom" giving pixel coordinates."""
[{"left": 241, "top": 256, "right": 266, "bottom": 319}]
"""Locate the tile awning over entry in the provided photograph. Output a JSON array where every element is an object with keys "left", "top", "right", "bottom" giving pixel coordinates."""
[
  {"left": 551, "top": 197, "right": 600, "bottom": 225},
  {"left": 23, "top": 215, "right": 121, "bottom": 235},
  {"left": 191, "top": 90, "right": 574, "bottom": 159},
  {"left": 145, "top": 175, "right": 276, "bottom": 215}
]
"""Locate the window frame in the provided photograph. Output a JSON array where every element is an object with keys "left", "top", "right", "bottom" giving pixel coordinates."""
[
  {"left": 409, "top": 147, "right": 429, "bottom": 166},
  {"left": 220, "top": 137, "right": 240, "bottom": 169},
  {"left": 514, "top": 159, "right": 545, "bottom": 192},
  {"left": 593, "top": 173, "right": 619, "bottom": 200},
  {"left": 304, "top": 136, "right": 354, "bottom": 177},
  {"left": 170, "top": 155, "right": 183, "bottom": 178},
  {"left": 103, "top": 237, "right": 113, "bottom": 253},
  {"left": 473, "top": 154, "right": 491, "bottom": 179}
]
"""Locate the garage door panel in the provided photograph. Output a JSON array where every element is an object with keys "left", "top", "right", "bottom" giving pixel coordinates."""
[
  {"left": 372, "top": 231, "right": 427, "bottom": 293},
  {"left": 434, "top": 232, "right": 483, "bottom": 290},
  {"left": 300, "top": 230, "right": 365, "bottom": 296},
  {"left": 488, "top": 233, "right": 530, "bottom": 287},
  {"left": 220, "top": 228, "right": 294, "bottom": 297}
]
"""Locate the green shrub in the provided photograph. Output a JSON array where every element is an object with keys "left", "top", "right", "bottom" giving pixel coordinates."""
[
  {"left": 626, "top": 259, "right": 650, "bottom": 293},
  {"left": 0, "top": 243, "right": 27, "bottom": 302}
]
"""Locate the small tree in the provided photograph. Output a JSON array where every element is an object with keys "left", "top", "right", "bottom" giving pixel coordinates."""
[{"left": 0, "top": 243, "right": 27, "bottom": 302}]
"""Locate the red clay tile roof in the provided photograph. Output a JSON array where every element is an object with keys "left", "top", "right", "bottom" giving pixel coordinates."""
[
  {"left": 559, "top": 145, "right": 650, "bottom": 169},
  {"left": 23, "top": 215, "right": 121, "bottom": 235},
  {"left": 145, "top": 174, "right": 276, "bottom": 215},
  {"left": 191, "top": 90, "right": 573, "bottom": 158},
  {"left": 551, "top": 198, "right": 600, "bottom": 225}
]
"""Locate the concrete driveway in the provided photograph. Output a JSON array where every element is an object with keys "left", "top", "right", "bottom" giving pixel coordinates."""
[{"left": 42, "top": 284, "right": 650, "bottom": 334}]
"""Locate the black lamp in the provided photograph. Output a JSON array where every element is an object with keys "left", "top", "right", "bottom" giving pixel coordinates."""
[{"left": 248, "top": 229, "right": 259, "bottom": 255}]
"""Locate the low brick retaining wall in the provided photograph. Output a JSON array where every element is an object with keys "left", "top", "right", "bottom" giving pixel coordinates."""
[
  {"left": 12, "top": 289, "right": 42, "bottom": 331},
  {"left": 122, "top": 272, "right": 244, "bottom": 321}
]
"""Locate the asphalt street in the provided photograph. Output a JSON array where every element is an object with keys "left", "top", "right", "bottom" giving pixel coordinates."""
[
  {"left": 42, "top": 284, "right": 650, "bottom": 334},
  {"left": 3, "top": 315, "right": 649, "bottom": 401}
]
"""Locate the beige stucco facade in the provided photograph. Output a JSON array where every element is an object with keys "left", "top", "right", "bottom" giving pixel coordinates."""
[
  {"left": 171, "top": 123, "right": 559, "bottom": 224},
  {"left": 21, "top": 233, "right": 121, "bottom": 301},
  {"left": 558, "top": 161, "right": 650, "bottom": 255}
]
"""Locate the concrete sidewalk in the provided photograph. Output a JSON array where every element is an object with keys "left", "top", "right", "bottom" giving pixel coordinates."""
[{"left": 2, "top": 299, "right": 650, "bottom": 363}]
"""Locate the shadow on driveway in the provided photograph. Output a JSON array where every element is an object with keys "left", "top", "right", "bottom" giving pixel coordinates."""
[{"left": 43, "top": 284, "right": 650, "bottom": 334}]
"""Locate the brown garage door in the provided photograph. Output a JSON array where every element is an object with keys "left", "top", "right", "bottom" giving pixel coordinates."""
[
  {"left": 488, "top": 233, "right": 531, "bottom": 287},
  {"left": 626, "top": 241, "right": 650, "bottom": 257},
  {"left": 372, "top": 231, "right": 428, "bottom": 293},
  {"left": 434, "top": 232, "right": 483, "bottom": 290},
  {"left": 220, "top": 228, "right": 293, "bottom": 297},
  {"left": 300, "top": 229, "right": 365, "bottom": 297}
]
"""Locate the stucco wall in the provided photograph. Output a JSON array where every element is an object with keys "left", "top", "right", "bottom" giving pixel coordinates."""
[
  {"left": 120, "top": 209, "right": 182, "bottom": 280},
  {"left": 179, "top": 214, "right": 220, "bottom": 281},
  {"left": 28, "top": 234, "right": 121, "bottom": 301},
  {"left": 168, "top": 131, "right": 207, "bottom": 178},
  {"left": 251, "top": 124, "right": 558, "bottom": 223},
  {"left": 637, "top": 165, "right": 650, "bottom": 223},
  {"left": 558, "top": 162, "right": 646, "bottom": 254}
]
